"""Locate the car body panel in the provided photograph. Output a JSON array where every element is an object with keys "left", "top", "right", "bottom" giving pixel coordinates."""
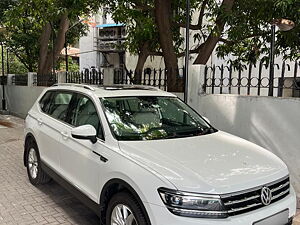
[{"left": 118, "top": 131, "right": 288, "bottom": 194}]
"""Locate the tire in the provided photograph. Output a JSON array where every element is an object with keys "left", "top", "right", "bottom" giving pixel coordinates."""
[
  {"left": 106, "top": 192, "right": 149, "bottom": 225},
  {"left": 25, "top": 138, "right": 51, "bottom": 185}
]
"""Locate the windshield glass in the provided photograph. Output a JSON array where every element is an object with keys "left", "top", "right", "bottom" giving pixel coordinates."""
[{"left": 101, "top": 96, "right": 216, "bottom": 141}]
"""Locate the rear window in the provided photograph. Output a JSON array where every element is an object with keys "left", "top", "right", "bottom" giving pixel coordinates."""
[
  {"left": 39, "top": 91, "right": 73, "bottom": 122},
  {"left": 48, "top": 92, "right": 72, "bottom": 121},
  {"left": 39, "top": 91, "right": 53, "bottom": 113}
]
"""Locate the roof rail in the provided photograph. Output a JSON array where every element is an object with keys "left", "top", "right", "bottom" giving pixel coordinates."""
[
  {"left": 52, "top": 83, "right": 95, "bottom": 91},
  {"left": 101, "top": 85, "right": 161, "bottom": 91}
]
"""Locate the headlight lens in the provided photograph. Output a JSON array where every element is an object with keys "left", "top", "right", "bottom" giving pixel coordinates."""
[{"left": 158, "top": 188, "right": 228, "bottom": 218}]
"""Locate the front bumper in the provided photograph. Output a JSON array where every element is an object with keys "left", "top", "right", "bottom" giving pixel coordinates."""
[{"left": 145, "top": 187, "right": 297, "bottom": 225}]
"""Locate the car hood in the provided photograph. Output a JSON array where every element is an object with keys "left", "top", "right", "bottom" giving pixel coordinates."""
[{"left": 118, "top": 131, "right": 288, "bottom": 194}]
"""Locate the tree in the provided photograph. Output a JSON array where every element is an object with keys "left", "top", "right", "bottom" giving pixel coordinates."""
[
  {"left": 2, "top": 0, "right": 100, "bottom": 74},
  {"left": 100, "top": 0, "right": 300, "bottom": 91},
  {"left": 102, "top": 0, "right": 186, "bottom": 91},
  {"left": 57, "top": 56, "right": 79, "bottom": 72},
  {"left": 213, "top": 0, "right": 300, "bottom": 65},
  {"left": 103, "top": 1, "right": 161, "bottom": 82},
  {"left": 0, "top": 45, "right": 28, "bottom": 75},
  {"left": 154, "top": 0, "right": 181, "bottom": 91},
  {"left": 0, "top": 0, "right": 14, "bottom": 22}
]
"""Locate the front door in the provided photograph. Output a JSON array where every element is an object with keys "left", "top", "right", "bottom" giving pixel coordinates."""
[{"left": 59, "top": 93, "right": 105, "bottom": 201}]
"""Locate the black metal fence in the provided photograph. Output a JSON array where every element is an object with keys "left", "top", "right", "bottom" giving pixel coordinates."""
[
  {"left": 66, "top": 70, "right": 104, "bottom": 85},
  {"left": 34, "top": 71, "right": 104, "bottom": 87},
  {"left": 203, "top": 61, "right": 300, "bottom": 97},
  {"left": 5, "top": 68, "right": 184, "bottom": 91},
  {"left": 114, "top": 68, "right": 185, "bottom": 91},
  {"left": 12, "top": 74, "right": 28, "bottom": 86},
  {"left": 34, "top": 73, "right": 57, "bottom": 86}
]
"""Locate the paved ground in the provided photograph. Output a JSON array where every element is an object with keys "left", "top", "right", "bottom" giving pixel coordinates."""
[
  {"left": 0, "top": 114, "right": 299, "bottom": 225},
  {"left": 0, "top": 115, "right": 99, "bottom": 225}
]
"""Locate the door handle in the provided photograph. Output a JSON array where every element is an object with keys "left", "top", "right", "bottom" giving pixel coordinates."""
[
  {"left": 37, "top": 118, "right": 43, "bottom": 125},
  {"left": 61, "top": 131, "right": 69, "bottom": 140}
]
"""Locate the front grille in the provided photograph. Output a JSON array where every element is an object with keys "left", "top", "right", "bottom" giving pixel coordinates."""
[{"left": 221, "top": 176, "right": 290, "bottom": 216}]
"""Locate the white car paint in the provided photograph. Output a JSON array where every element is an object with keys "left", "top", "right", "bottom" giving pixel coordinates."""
[
  {"left": 119, "top": 131, "right": 288, "bottom": 194},
  {"left": 24, "top": 84, "right": 296, "bottom": 225}
]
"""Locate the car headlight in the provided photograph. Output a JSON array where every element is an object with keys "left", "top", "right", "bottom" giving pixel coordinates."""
[{"left": 158, "top": 188, "right": 228, "bottom": 218}]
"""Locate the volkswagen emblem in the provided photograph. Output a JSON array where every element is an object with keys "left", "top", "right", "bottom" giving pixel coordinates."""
[{"left": 261, "top": 187, "right": 272, "bottom": 206}]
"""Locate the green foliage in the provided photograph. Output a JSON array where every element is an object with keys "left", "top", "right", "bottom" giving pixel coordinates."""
[
  {"left": 1, "top": 0, "right": 299, "bottom": 71},
  {"left": 3, "top": 2, "right": 41, "bottom": 71},
  {"left": 57, "top": 56, "right": 79, "bottom": 72},
  {"left": 1, "top": 0, "right": 100, "bottom": 72},
  {"left": 7, "top": 54, "right": 29, "bottom": 74},
  {"left": 0, "top": 46, "right": 28, "bottom": 75},
  {"left": 216, "top": 0, "right": 300, "bottom": 64},
  {"left": 102, "top": 0, "right": 160, "bottom": 54},
  {"left": 99, "top": 0, "right": 300, "bottom": 65}
]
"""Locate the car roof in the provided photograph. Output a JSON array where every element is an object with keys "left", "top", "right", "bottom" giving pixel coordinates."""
[{"left": 49, "top": 84, "right": 176, "bottom": 98}]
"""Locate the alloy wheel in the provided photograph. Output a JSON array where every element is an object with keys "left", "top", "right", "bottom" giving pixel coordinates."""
[
  {"left": 111, "top": 204, "right": 138, "bottom": 225},
  {"left": 28, "top": 148, "right": 38, "bottom": 179}
]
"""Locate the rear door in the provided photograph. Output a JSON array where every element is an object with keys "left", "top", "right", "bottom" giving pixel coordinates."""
[{"left": 36, "top": 90, "right": 74, "bottom": 171}]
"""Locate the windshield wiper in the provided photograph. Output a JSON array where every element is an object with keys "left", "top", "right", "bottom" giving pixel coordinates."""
[
  {"left": 167, "top": 127, "right": 215, "bottom": 139},
  {"left": 200, "top": 127, "right": 216, "bottom": 135}
]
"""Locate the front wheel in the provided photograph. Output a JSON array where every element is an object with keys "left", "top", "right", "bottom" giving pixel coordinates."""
[
  {"left": 25, "top": 139, "right": 51, "bottom": 185},
  {"left": 106, "top": 192, "right": 149, "bottom": 225}
]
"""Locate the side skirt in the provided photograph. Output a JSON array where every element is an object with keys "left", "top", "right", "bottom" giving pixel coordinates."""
[{"left": 40, "top": 161, "right": 101, "bottom": 217}]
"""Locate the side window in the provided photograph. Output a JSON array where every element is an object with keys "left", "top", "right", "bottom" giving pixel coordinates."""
[
  {"left": 39, "top": 91, "right": 53, "bottom": 113},
  {"left": 70, "top": 94, "right": 104, "bottom": 139},
  {"left": 48, "top": 92, "right": 73, "bottom": 121}
]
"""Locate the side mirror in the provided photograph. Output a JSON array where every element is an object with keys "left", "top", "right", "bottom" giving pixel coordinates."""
[
  {"left": 71, "top": 125, "right": 97, "bottom": 144},
  {"left": 202, "top": 116, "right": 211, "bottom": 124}
]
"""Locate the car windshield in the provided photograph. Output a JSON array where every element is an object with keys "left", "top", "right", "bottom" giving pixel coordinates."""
[{"left": 100, "top": 96, "right": 216, "bottom": 141}]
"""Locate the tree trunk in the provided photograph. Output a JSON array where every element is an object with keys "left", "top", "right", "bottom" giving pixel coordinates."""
[
  {"left": 39, "top": 13, "right": 70, "bottom": 74},
  {"left": 38, "top": 22, "right": 51, "bottom": 74},
  {"left": 194, "top": 0, "right": 235, "bottom": 65},
  {"left": 134, "top": 43, "right": 149, "bottom": 84},
  {"left": 154, "top": 0, "right": 182, "bottom": 92}
]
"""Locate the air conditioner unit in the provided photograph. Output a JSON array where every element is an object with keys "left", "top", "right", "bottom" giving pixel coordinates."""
[
  {"left": 98, "top": 40, "right": 118, "bottom": 51},
  {"left": 121, "top": 27, "right": 127, "bottom": 38},
  {"left": 98, "top": 28, "right": 118, "bottom": 40}
]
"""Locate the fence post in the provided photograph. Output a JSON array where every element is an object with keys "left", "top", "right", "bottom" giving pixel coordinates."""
[
  {"left": 278, "top": 62, "right": 285, "bottom": 97},
  {"left": 228, "top": 64, "right": 232, "bottom": 94},
  {"left": 219, "top": 65, "right": 224, "bottom": 94},
  {"left": 158, "top": 69, "right": 162, "bottom": 89},
  {"left": 238, "top": 65, "right": 242, "bottom": 95},
  {"left": 292, "top": 61, "right": 298, "bottom": 97},
  {"left": 103, "top": 68, "right": 115, "bottom": 85},
  {"left": 247, "top": 64, "right": 252, "bottom": 95},
  {"left": 153, "top": 69, "right": 157, "bottom": 87},
  {"left": 57, "top": 72, "right": 67, "bottom": 84},
  {"left": 257, "top": 62, "right": 264, "bottom": 96},
  {"left": 211, "top": 65, "right": 216, "bottom": 94},
  {"left": 203, "top": 66, "right": 208, "bottom": 93},
  {"left": 28, "top": 72, "right": 37, "bottom": 86},
  {"left": 7, "top": 74, "right": 14, "bottom": 86},
  {"left": 268, "top": 24, "right": 276, "bottom": 97}
]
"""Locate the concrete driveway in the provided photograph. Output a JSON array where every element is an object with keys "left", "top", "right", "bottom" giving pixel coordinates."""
[{"left": 0, "top": 115, "right": 299, "bottom": 225}]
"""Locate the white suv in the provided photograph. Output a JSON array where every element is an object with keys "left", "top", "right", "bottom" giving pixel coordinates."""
[{"left": 24, "top": 84, "right": 296, "bottom": 225}]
